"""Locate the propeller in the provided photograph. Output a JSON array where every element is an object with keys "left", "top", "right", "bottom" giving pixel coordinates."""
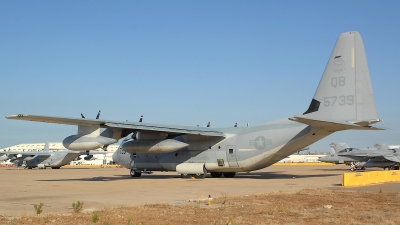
[{"left": 123, "top": 115, "right": 144, "bottom": 142}]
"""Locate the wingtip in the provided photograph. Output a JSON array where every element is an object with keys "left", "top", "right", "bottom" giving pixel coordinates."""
[{"left": 5, "top": 114, "right": 26, "bottom": 119}]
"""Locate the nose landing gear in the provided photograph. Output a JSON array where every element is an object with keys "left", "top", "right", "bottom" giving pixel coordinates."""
[{"left": 130, "top": 169, "right": 142, "bottom": 177}]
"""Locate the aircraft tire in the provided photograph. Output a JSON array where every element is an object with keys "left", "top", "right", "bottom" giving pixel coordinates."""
[
  {"left": 210, "top": 172, "right": 222, "bottom": 178},
  {"left": 130, "top": 169, "right": 142, "bottom": 177},
  {"left": 223, "top": 172, "right": 236, "bottom": 178},
  {"left": 180, "top": 174, "right": 190, "bottom": 178},
  {"left": 193, "top": 173, "right": 206, "bottom": 179}
]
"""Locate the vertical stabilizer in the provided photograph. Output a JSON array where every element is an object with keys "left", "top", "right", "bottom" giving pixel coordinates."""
[
  {"left": 329, "top": 142, "right": 349, "bottom": 154},
  {"left": 303, "top": 31, "right": 379, "bottom": 124},
  {"left": 374, "top": 143, "right": 390, "bottom": 151},
  {"left": 43, "top": 142, "right": 50, "bottom": 152}
]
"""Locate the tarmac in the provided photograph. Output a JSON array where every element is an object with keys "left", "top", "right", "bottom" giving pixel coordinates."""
[{"left": 0, "top": 164, "right": 399, "bottom": 216}]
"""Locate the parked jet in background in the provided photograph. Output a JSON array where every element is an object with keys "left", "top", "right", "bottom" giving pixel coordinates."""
[
  {"left": 318, "top": 143, "right": 352, "bottom": 164},
  {"left": 338, "top": 143, "right": 400, "bottom": 171},
  {"left": 0, "top": 153, "right": 12, "bottom": 162},
  {"left": 319, "top": 143, "right": 373, "bottom": 171},
  {"left": 3, "top": 143, "right": 107, "bottom": 169},
  {"left": 7, "top": 31, "right": 382, "bottom": 178}
]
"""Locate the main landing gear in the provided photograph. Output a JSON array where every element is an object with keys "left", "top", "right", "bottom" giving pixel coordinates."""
[
  {"left": 209, "top": 172, "right": 237, "bottom": 178},
  {"left": 129, "top": 170, "right": 237, "bottom": 179},
  {"left": 180, "top": 173, "right": 207, "bottom": 179}
]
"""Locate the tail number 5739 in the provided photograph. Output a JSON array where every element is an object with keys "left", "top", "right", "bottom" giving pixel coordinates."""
[{"left": 324, "top": 95, "right": 354, "bottom": 107}]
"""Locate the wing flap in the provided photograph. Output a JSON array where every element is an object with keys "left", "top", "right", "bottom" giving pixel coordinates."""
[{"left": 105, "top": 122, "right": 224, "bottom": 137}]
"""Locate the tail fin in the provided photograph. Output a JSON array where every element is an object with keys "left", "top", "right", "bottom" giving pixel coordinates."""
[
  {"left": 43, "top": 142, "right": 50, "bottom": 152},
  {"left": 329, "top": 142, "right": 349, "bottom": 154},
  {"left": 374, "top": 143, "right": 390, "bottom": 151},
  {"left": 292, "top": 31, "right": 381, "bottom": 130}
]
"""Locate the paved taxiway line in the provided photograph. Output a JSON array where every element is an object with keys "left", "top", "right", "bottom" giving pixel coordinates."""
[{"left": 0, "top": 165, "right": 399, "bottom": 216}]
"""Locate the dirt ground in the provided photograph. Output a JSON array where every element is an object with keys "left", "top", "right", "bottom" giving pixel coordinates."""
[
  {"left": 0, "top": 165, "right": 399, "bottom": 224},
  {"left": 1, "top": 188, "right": 399, "bottom": 224}
]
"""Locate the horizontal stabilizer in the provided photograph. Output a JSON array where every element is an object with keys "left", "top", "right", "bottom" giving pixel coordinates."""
[{"left": 289, "top": 116, "right": 383, "bottom": 131}]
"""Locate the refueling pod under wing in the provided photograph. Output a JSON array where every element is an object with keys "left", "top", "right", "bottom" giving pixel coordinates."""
[{"left": 122, "top": 139, "right": 189, "bottom": 154}]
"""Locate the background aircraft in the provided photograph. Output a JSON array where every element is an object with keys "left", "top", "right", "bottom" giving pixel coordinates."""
[
  {"left": 338, "top": 143, "right": 400, "bottom": 171},
  {"left": 318, "top": 143, "right": 354, "bottom": 164},
  {"left": 2, "top": 143, "right": 107, "bottom": 169},
  {"left": 319, "top": 143, "right": 400, "bottom": 171},
  {"left": 318, "top": 142, "right": 374, "bottom": 171},
  {"left": 7, "top": 31, "right": 382, "bottom": 178}
]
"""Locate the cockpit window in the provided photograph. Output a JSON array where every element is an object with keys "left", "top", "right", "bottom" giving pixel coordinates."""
[{"left": 338, "top": 148, "right": 356, "bottom": 153}]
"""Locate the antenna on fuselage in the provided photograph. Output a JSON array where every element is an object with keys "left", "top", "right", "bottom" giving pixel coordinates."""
[{"left": 96, "top": 110, "right": 101, "bottom": 119}]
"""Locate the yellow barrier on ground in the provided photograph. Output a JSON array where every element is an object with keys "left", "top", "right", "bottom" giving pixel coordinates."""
[{"left": 342, "top": 171, "right": 400, "bottom": 187}]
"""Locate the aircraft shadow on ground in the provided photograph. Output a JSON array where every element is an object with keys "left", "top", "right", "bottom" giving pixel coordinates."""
[
  {"left": 35, "top": 171, "right": 339, "bottom": 182},
  {"left": 314, "top": 168, "right": 352, "bottom": 172}
]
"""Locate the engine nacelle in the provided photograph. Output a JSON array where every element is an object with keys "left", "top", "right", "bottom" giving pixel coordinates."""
[
  {"left": 84, "top": 155, "right": 94, "bottom": 160},
  {"left": 23, "top": 155, "right": 39, "bottom": 162},
  {"left": 63, "top": 135, "right": 117, "bottom": 151},
  {"left": 122, "top": 139, "right": 189, "bottom": 153}
]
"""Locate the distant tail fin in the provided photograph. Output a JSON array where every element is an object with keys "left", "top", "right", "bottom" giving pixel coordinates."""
[
  {"left": 374, "top": 143, "right": 390, "bottom": 151},
  {"left": 43, "top": 142, "right": 50, "bottom": 152},
  {"left": 329, "top": 142, "right": 349, "bottom": 154},
  {"left": 293, "top": 31, "right": 381, "bottom": 130}
]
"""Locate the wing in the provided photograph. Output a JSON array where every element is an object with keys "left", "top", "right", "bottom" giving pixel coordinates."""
[
  {"left": 2, "top": 151, "right": 52, "bottom": 156},
  {"left": 6, "top": 114, "right": 225, "bottom": 137},
  {"left": 383, "top": 155, "right": 400, "bottom": 163}
]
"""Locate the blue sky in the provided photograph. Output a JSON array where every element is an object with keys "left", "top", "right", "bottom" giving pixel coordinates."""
[{"left": 1, "top": 1, "right": 399, "bottom": 152}]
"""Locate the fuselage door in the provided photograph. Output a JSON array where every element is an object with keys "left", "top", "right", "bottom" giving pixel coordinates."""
[{"left": 226, "top": 145, "right": 239, "bottom": 167}]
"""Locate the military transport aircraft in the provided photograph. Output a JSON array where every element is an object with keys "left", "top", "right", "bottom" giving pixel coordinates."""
[
  {"left": 6, "top": 31, "right": 382, "bottom": 178},
  {"left": 1, "top": 143, "right": 106, "bottom": 169}
]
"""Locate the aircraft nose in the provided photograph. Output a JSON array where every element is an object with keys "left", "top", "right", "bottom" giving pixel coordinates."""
[{"left": 112, "top": 151, "right": 119, "bottom": 163}]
